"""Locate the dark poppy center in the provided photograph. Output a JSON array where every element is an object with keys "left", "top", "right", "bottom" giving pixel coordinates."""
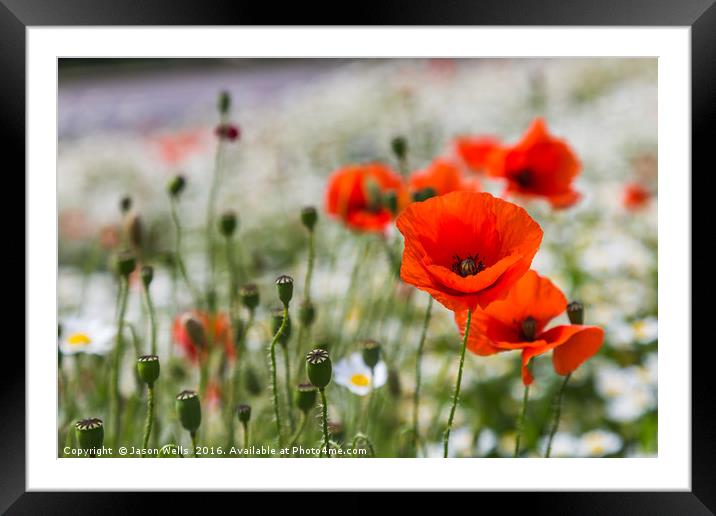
[
  {"left": 513, "top": 169, "right": 534, "bottom": 188},
  {"left": 451, "top": 254, "right": 486, "bottom": 277},
  {"left": 520, "top": 316, "right": 537, "bottom": 341}
]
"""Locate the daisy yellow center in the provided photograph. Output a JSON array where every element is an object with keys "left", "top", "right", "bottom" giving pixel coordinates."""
[
  {"left": 350, "top": 373, "right": 370, "bottom": 387},
  {"left": 632, "top": 321, "right": 646, "bottom": 337},
  {"left": 68, "top": 332, "right": 92, "bottom": 346}
]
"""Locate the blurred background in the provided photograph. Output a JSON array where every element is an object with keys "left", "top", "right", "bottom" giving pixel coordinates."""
[{"left": 58, "top": 58, "right": 657, "bottom": 458}]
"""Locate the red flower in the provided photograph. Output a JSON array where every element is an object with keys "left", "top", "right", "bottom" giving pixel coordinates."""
[
  {"left": 454, "top": 136, "right": 502, "bottom": 173},
  {"left": 325, "top": 163, "right": 405, "bottom": 232},
  {"left": 489, "top": 118, "right": 581, "bottom": 209},
  {"left": 408, "top": 158, "right": 480, "bottom": 197},
  {"left": 396, "top": 191, "right": 543, "bottom": 312},
  {"left": 215, "top": 123, "right": 240, "bottom": 141},
  {"left": 172, "top": 310, "right": 235, "bottom": 363},
  {"left": 455, "top": 270, "right": 604, "bottom": 385},
  {"left": 151, "top": 128, "right": 205, "bottom": 166},
  {"left": 622, "top": 182, "right": 651, "bottom": 211}
]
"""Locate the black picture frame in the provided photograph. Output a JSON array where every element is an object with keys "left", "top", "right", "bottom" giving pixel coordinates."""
[{"left": 6, "top": 0, "right": 710, "bottom": 512}]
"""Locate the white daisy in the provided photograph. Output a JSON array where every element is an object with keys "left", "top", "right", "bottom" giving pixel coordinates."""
[
  {"left": 578, "top": 429, "right": 622, "bottom": 457},
  {"left": 333, "top": 352, "right": 388, "bottom": 396},
  {"left": 59, "top": 317, "right": 115, "bottom": 356}
]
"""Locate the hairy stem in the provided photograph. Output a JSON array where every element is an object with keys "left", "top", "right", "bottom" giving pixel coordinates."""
[
  {"left": 545, "top": 373, "right": 572, "bottom": 458},
  {"left": 443, "top": 308, "right": 471, "bottom": 458},
  {"left": 412, "top": 296, "right": 433, "bottom": 455}
]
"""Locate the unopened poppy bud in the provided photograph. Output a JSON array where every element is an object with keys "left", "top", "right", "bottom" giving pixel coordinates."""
[
  {"left": 298, "top": 300, "right": 316, "bottom": 327},
  {"left": 306, "top": 348, "right": 332, "bottom": 389},
  {"left": 271, "top": 307, "right": 292, "bottom": 346},
  {"left": 140, "top": 265, "right": 153, "bottom": 288},
  {"left": 567, "top": 301, "right": 584, "bottom": 325},
  {"left": 218, "top": 90, "right": 231, "bottom": 115},
  {"left": 124, "top": 213, "right": 143, "bottom": 250},
  {"left": 219, "top": 211, "right": 238, "bottom": 237},
  {"left": 175, "top": 390, "right": 201, "bottom": 433},
  {"left": 182, "top": 314, "right": 207, "bottom": 349},
  {"left": 114, "top": 251, "right": 136, "bottom": 277},
  {"left": 75, "top": 418, "right": 104, "bottom": 451},
  {"left": 383, "top": 190, "right": 398, "bottom": 215},
  {"left": 521, "top": 316, "right": 537, "bottom": 341},
  {"left": 300, "top": 206, "right": 318, "bottom": 232},
  {"left": 167, "top": 175, "right": 186, "bottom": 197},
  {"left": 275, "top": 275, "right": 294, "bottom": 306},
  {"left": 412, "top": 187, "right": 437, "bottom": 203},
  {"left": 137, "top": 355, "right": 160, "bottom": 386},
  {"left": 360, "top": 339, "right": 381, "bottom": 370},
  {"left": 244, "top": 366, "right": 262, "bottom": 395},
  {"left": 236, "top": 404, "right": 251, "bottom": 424},
  {"left": 119, "top": 195, "right": 132, "bottom": 214},
  {"left": 240, "top": 284, "right": 260, "bottom": 311},
  {"left": 159, "top": 443, "right": 183, "bottom": 458},
  {"left": 216, "top": 123, "right": 240, "bottom": 141},
  {"left": 388, "top": 368, "right": 401, "bottom": 398},
  {"left": 294, "top": 383, "right": 317, "bottom": 413},
  {"left": 391, "top": 136, "right": 408, "bottom": 161}
]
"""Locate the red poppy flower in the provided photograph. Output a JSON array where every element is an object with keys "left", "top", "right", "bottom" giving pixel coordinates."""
[
  {"left": 396, "top": 191, "right": 543, "bottom": 312},
  {"left": 408, "top": 158, "right": 480, "bottom": 197},
  {"left": 622, "top": 182, "right": 651, "bottom": 211},
  {"left": 151, "top": 129, "right": 205, "bottom": 166},
  {"left": 455, "top": 270, "right": 604, "bottom": 385},
  {"left": 454, "top": 136, "right": 502, "bottom": 173},
  {"left": 172, "top": 310, "right": 235, "bottom": 363},
  {"left": 488, "top": 118, "right": 581, "bottom": 209},
  {"left": 325, "top": 163, "right": 405, "bottom": 232},
  {"left": 215, "top": 123, "right": 240, "bottom": 141}
]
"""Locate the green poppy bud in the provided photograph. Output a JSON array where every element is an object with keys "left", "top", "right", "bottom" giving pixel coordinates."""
[
  {"left": 75, "top": 418, "right": 104, "bottom": 451},
  {"left": 119, "top": 195, "right": 132, "bottom": 214},
  {"left": 276, "top": 275, "right": 294, "bottom": 306},
  {"left": 391, "top": 136, "right": 408, "bottom": 161},
  {"left": 567, "top": 301, "right": 584, "bottom": 325},
  {"left": 218, "top": 90, "right": 231, "bottom": 114},
  {"left": 412, "top": 187, "right": 437, "bottom": 203},
  {"left": 388, "top": 368, "right": 401, "bottom": 398},
  {"left": 294, "top": 383, "right": 317, "bottom": 414},
  {"left": 300, "top": 206, "right": 318, "bottom": 232},
  {"left": 244, "top": 366, "right": 262, "bottom": 395},
  {"left": 137, "top": 355, "right": 160, "bottom": 386},
  {"left": 167, "top": 175, "right": 186, "bottom": 197},
  {"left": 159, "top": 443, "right": 183, "bottom": 458},
  {"left": 306, "top": 348, "right": 332, "bottom": 389},
  {"left": 141, "top": 265, "right": 154, "bottom": 288},
  {"left": 298, "top": 299, "right": 316, "bottom": 327},
  {"left": 182, "top": 314, "right": 207, "bottom": 349},
  {"left": 124, "top": 213, "right": 143, "bottom": 251},
  {"left": 271, "top": 307, "right": 292, "bottom": 346},
  {"left": 236, "top": 404, "right": 251, "bottom": 424},
  {"left": 240, "top": 284, "right": 260, "bottom": 311},
  {"left": 360, "top": 339, "right": 381, "bottom": 370},
  {"left": 114, "top": 251, "right": 136, "bottom": 277},
  {"left": 175, "top": 390, "right": 201, "bottom": 433},
  {"left": 219, "top": 210, "right": 238, "bottom": 237}
]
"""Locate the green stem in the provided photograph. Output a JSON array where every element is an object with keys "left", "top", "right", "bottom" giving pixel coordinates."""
[
  {"left": 282, "top": 344, "right": 295, "bottom": 432},
  {"left": 242, "top": 422, "right": 249, "bottom": 453},
  {"left": 443, "top": 308, "right": 471, "bottom": 458},
  {"left": 109, "top": 277, "right": 129, "bottom": 453},
  {"left": 351, "top": 433, "right": 376, "bottom": 457},
  {"left": 289, "top": 412, "right": 308, "bottom": 452},
  {"left": 545, "top": 373, "right": 572, "bottom": 458},
  {"left": 206, "top": 121, "right": 227, "bottom": 302},
  {"left": 169, "top": 197, "right": 202, "bottom": 307},
  {"left": 141, "top": 385, "right": 154, "bottom": 457},
  {"left": 191, "top": 431, "right": 198, "bottom": 457},
  {"left": 269, "top": 305, "right": 289, "bottom": 447},
  {"left": 305, "top": 230, "right": 315, "bottom": 302},
  {"left": 412, "top": 296, "right": 433, "bottom": 455},
  {"left": 514, "top": 384, "right": 530, "bottom": 457},
  {"left": 319, "top": 388, "right": 330, "bottom": 457},
  {"left": 141, "top": 284, "right": 157, "bottom": 356}
]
